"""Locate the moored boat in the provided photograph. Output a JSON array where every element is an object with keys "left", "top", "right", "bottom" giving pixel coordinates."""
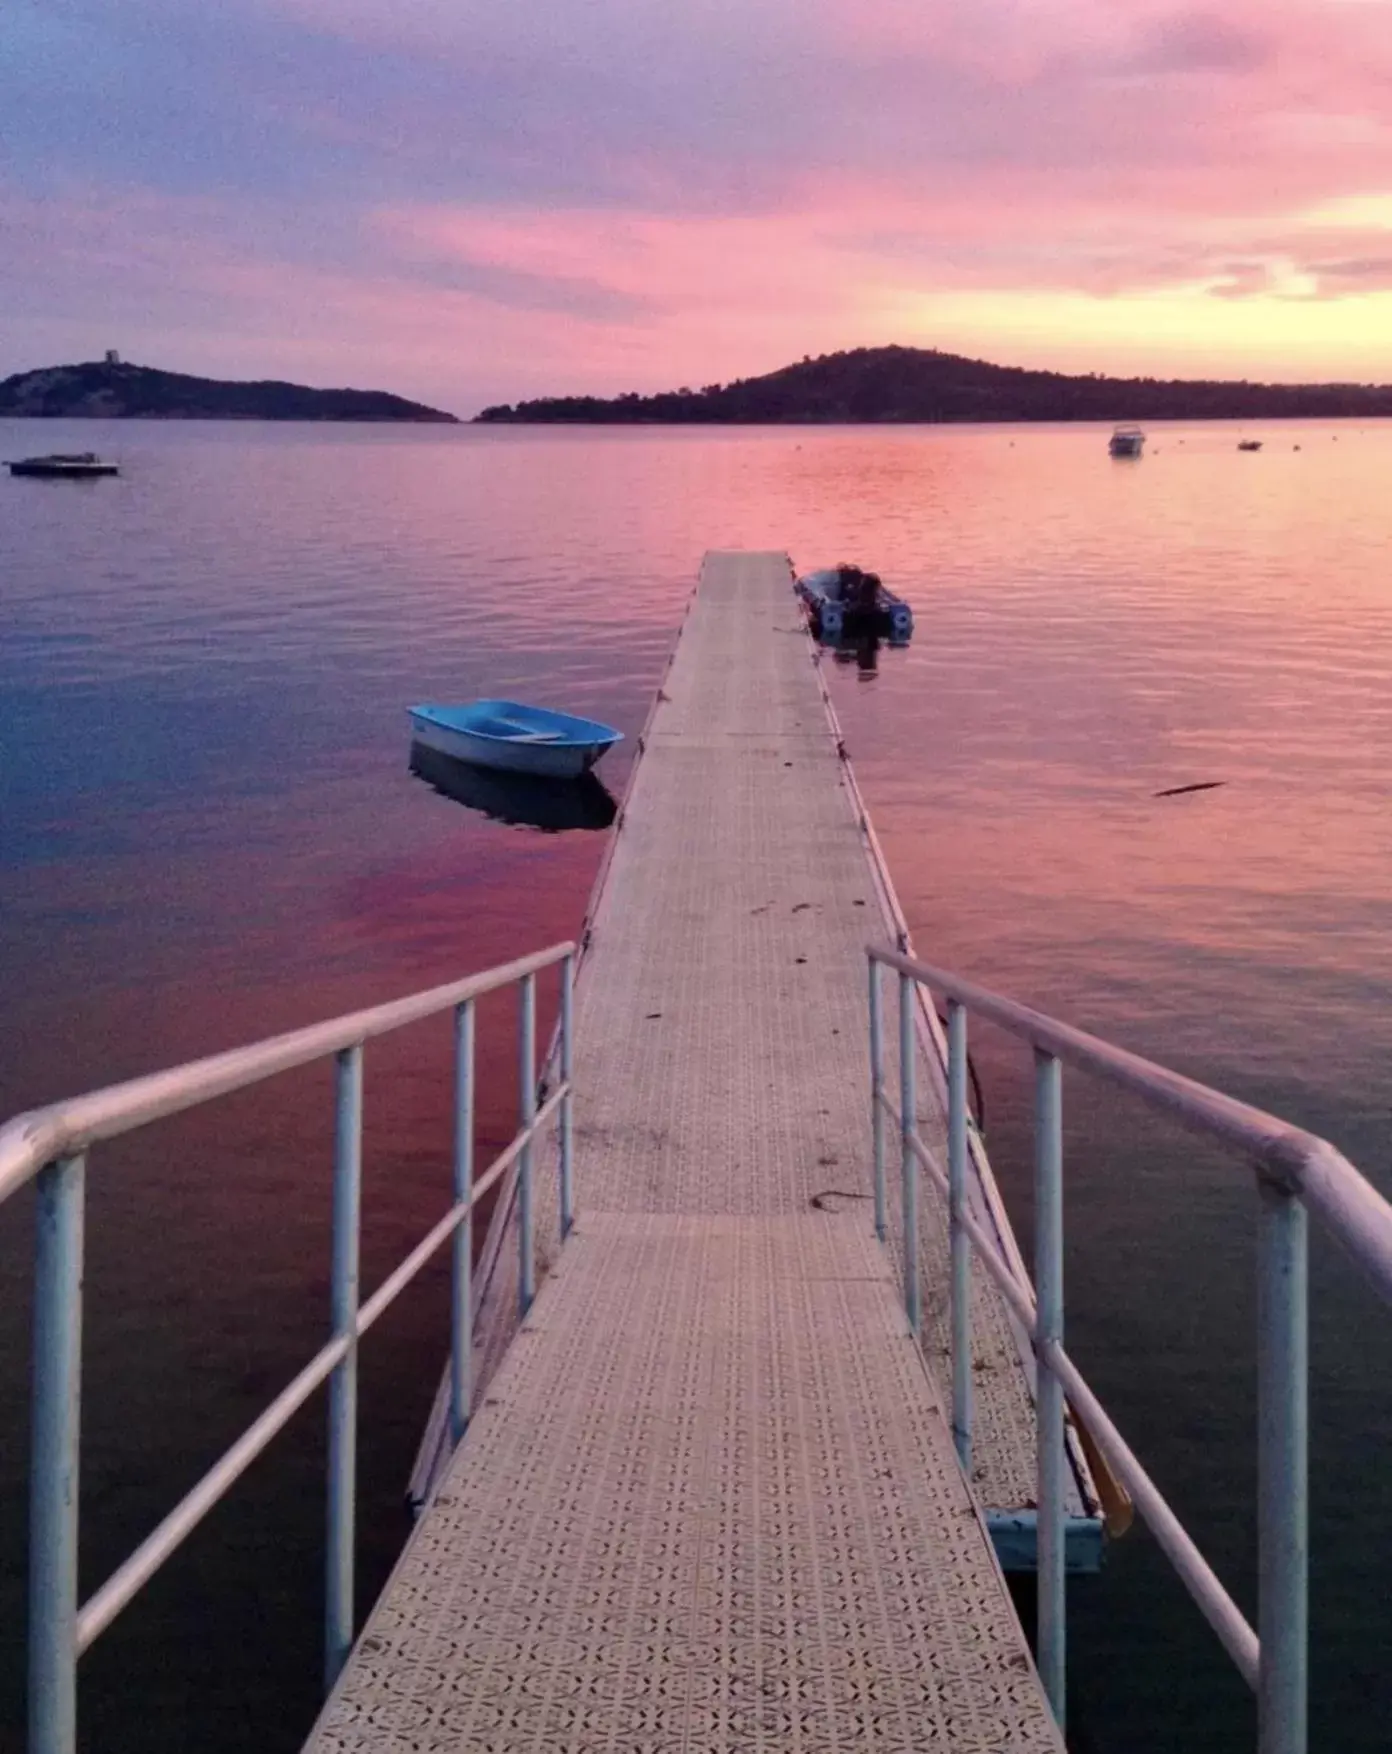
[
  {"left": 1108, "top": 425, "right": 1145, "bottom": 458},
  {"left": 1237, "top": 439, "right": 1262, "bottom": 451},
  {"left": 407, "top": 699, "right": 623, "bottom": 778},
  {"left": 6, "top": 451, "right": 119, "bottom": 478},
  {"left": 794, "top": 565, "right": 913, "bottom": 643}
]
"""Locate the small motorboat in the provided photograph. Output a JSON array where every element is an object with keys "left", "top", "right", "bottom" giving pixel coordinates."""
[
  {"left": 408, "top": 699, "right": 623, "bottom": 778},
  {"left": 1237, "top": 439, "right": 1263, "bottom": 452},
  {"left": 410, "top": 742, "right": 617, "bottom": 832},
  {"left": 1108, "top": 425, "right": 1145, "bottom": 458},
  {"left": 794, "top": 566, "right": 913, "bottom": 643},
  {"left": 6, "top": 452, "right": 119, "bottom": 478}
]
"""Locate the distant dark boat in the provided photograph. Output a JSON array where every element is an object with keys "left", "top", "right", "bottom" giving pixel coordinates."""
[
  {"left": 1237, "top": 440, "right": 1263, "bottom": 452},
  {"left": 794, "top": 566, "right": 913, "bottom": 643},
  {"left": 6, "top": 452, "right": 119, "bottom": 478},
  {"left": 409, "top": 742, "right": 617, "bottom": 832},
  {"left": 1108, "top": 425, "right": 1145, "bottom": 458}
]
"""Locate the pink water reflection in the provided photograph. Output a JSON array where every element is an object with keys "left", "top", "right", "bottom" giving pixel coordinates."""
[{"left": 4, "top": 417, "right": 1392, "bottom": 1750}]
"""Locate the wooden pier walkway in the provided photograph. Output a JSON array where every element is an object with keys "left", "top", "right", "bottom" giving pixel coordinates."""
[{"left": 307, "top": 553, "right": 1071, "bottom": 1750}]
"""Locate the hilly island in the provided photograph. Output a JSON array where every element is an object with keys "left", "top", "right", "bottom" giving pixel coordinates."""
[
  {"left": 477, "top": 345, "right": 1392, "bottom": 424},
  {"left": 0, "top": 358, "right": 458, "bottom": 422}
]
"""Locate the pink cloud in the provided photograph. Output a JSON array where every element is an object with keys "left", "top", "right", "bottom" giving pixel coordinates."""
[{"left": 8, "top": 0, "right": 1392, "bottom": 400}]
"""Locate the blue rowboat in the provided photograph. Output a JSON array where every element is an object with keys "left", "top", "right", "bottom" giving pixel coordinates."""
[{"left": 407, "top": 700, "right": 623, "bottom": 779}]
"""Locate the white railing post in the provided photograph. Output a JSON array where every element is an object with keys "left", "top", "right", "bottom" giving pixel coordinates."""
[
  {"left": 30, "top": 1153, "right": 85, "bottom": 1754},
  {"left": 1034, "top": 1048, "right": 1065, "bottom": 1727},
  {"left": 560, "top": 953, "right": 575, "bottom": 1240},
  {"left": 518, "top": 973, "right": 537, "bottom": 1316},
  {"left": 325, "top": 1045, "right": 363, "bottom": 1690},
  {"left": 0, "top": 941, "right": 582, "bottom": 1721},
  {"left": 869, "top": 958, "right": 886, "bottom": 1241},
  {"left": 947, "top": 1001, "right": 973, "bottom": 1474},
  {"left": 1257, "top": 1176, "right": 1308, "bottom": 1754},
  {"left": 450, "top": 1001, "right": 475, "bottom": 1447},
  {"left": 899, "top": 970, "right": 919, "bottom": 1335}
]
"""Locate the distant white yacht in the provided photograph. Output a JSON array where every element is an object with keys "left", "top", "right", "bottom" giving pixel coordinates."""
[{"left": 1109, "top": 424, "right": 1146, "bottom": 458}]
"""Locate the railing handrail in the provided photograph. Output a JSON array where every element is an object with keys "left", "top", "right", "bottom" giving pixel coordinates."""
[
  {"left": 70, "top": 1081, "right": 566, "bottom": 1657},
  {"left": 884, "top": 1101, "right": 1261, "bottom": 1686},
  {"left": 7, "top": 939, "right": 580, "bottom": 1754},
  {"left": 869, "top": 944, "right": 1392, "bottom": 1304},
  {"left": 0, "top": 942, "right": 574, "bottom": 1204},
  {"left": 868, "top": 940, "right": 1392, "bottom": 1753}
]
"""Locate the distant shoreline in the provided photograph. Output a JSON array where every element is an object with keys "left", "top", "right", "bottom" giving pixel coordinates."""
[
  {"left": 1, "top": 412, "right": 454, "bottom": 423},
  {"left": 475, "top": 343, "right": 1392, "bottom": 425},
  {"left": 471, "top": 410, "right": 1390, "bottom": 426},
  {"left": 0, "top": 359, "right": 459, "bottom": 423}
]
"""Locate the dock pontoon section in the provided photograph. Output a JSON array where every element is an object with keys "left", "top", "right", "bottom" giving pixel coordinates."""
[
  {"left": 307, "top": 552, "right": 1079, "bottom": 1746},
  {"left": 436, "top": 551, "right": 1096, "bottom": 1545},
  {"left": 310, "top": 1211, "right": 1063, "bottom": 1750}
]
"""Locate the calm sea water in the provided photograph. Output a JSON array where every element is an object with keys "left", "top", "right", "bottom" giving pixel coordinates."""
[{"left": 2, "top": 417, "right": 1390, "bottom": 1751}]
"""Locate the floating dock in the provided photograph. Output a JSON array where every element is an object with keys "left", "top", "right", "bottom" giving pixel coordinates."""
[{"left": 308, "top": 551, "right": 1089, "bottom": 1749}]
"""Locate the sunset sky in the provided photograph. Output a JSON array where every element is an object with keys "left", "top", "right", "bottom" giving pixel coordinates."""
[{"left": 5, "top": 0, "right": 1392, "bottom": 413}]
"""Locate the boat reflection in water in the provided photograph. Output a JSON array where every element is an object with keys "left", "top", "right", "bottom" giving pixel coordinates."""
[
  {"left": 831, "top": 636, "right": 884, "bottom": 678},
  {"left": 410, "top": 741, "right": 618, "bottom": 832},
  {"left": 824, "top": 630, "right": 909, "bottom": 677}
]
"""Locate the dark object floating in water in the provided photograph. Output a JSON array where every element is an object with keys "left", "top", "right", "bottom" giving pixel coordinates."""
[
  {"left": 795, "top": 565, "right": 913, "bottom": 644},
  {"left": 1237, "top": 439, "right": 1263, "bottom": 451},
  {"left": 409, "top": 741, "right": 617, "bottom": 832},
  {"left": 6, "top": 451, "right": 119, "bottom": 478},
  {"left": 1154, "top": 781, "right": 1227, "bottom": 798}
]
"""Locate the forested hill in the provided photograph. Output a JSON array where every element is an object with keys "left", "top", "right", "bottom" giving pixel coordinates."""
[
  {"left": 475, "top": 345, "right": 1392, "bottom": 424},
  {"left": 0, "top": 359, "right": 458, "bottom": 422}
]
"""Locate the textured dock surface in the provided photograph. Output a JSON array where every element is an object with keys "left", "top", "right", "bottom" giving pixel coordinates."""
[
  {"left": 308, "top": 554, "right": 1067, "bottom": 1749},
  {"left": 470, "top": 550, "right": 1070, "bottom": 1516},
  {"left": 310, "top": 1214, "right": 1061, "bottom": 1751}
]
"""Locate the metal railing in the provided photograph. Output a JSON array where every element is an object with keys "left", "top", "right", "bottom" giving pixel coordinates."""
[
  {"left": 868, "top": 944, "right": 1392, "bottom": 1754},
  {"left": 0, "top": 940, "right": 576, "bottom": 1754}
]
